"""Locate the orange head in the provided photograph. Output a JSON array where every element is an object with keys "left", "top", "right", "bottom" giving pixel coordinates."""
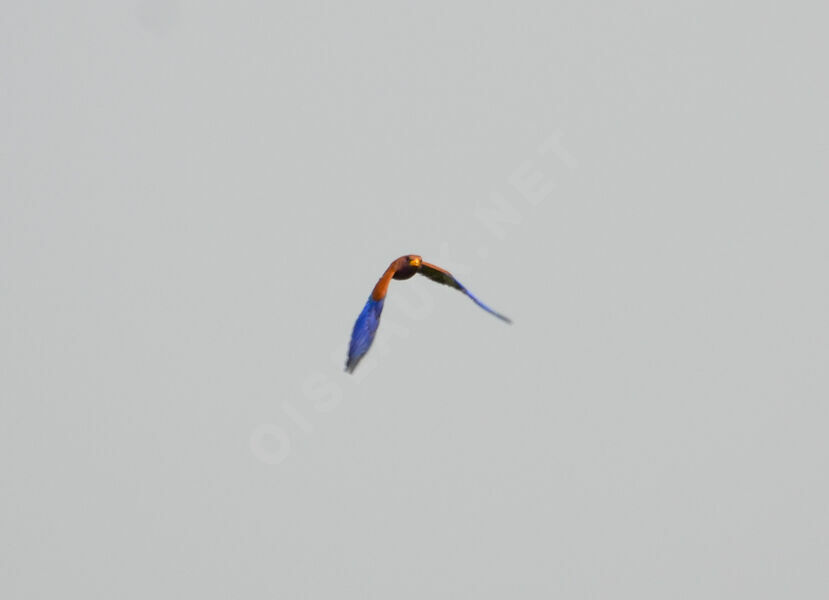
[{"left": 392, "top": 255, "right": 422, "bottom": 280}]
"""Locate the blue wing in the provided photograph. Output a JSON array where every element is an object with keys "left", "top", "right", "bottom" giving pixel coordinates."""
[
  {"left": 418, "top": 262, "right": 512, "bottom": 324},
  {"left": 457, "top": 285, "right": 512, "bottom": 324},
  {"left": 345, "top": 296, "right": 385, "bottom": 373}
]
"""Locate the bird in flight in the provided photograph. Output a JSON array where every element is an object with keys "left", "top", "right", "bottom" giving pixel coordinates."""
[{"left": 345, "top": 255, "right": 511, "bottom": 373}]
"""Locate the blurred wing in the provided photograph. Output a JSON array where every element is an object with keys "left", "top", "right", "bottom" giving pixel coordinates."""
[
  {"left": 345, "top": 296, "right": 385, "bottom": 373},
  {"left": 418, "top": 262, "right": 512, "bottom": 324}
]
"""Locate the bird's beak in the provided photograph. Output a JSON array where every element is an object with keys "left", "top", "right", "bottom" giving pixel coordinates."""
[{"left": 410, "top": 256, "right": 422, "bottom": 268}]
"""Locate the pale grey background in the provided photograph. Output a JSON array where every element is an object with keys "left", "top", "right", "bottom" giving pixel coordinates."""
[{"left": 2, "top": 1, "right": 827, "bottom": 598}]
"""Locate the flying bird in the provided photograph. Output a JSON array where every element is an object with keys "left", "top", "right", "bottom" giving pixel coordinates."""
[{"left": 345, "top": 255, "right": 511, "bottom": 373}]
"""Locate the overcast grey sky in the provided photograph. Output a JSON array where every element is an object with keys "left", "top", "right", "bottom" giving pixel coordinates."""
[{"left": 2, "top": 1, "right": 828, "bottom": 598}]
